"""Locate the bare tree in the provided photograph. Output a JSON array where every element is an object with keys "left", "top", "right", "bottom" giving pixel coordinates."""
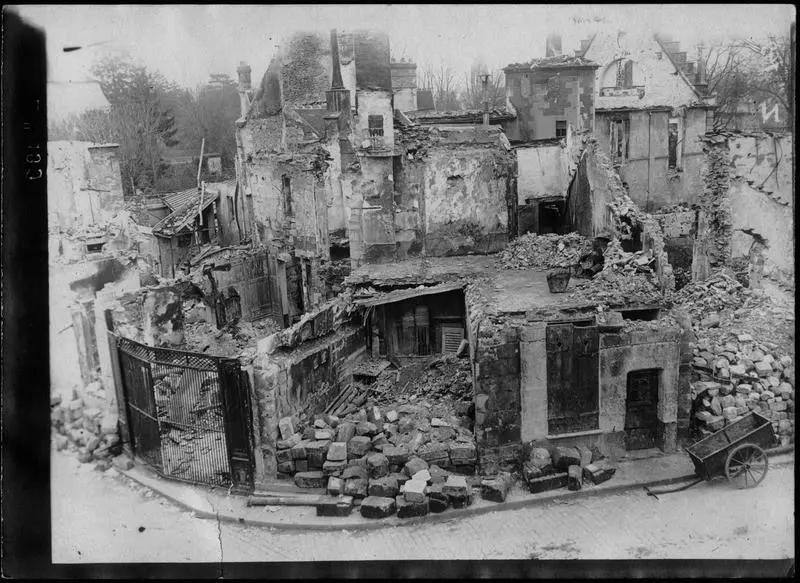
[
  {"left": 702, "top": 33, "right": 792, "bottom": 130},
  {"left": 418, "top": 62, "right": 462, "bottom": 111},
  {"left": 460, "top": 68, "right": 506, "bottom": 111}
]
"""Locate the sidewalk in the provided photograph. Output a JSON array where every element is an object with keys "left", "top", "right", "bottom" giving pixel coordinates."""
[{"left": 118, "top": 447, "right": 794, "bottom": 532}]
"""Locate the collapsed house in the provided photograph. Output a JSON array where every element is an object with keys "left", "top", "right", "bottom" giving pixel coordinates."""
[{"left": 52, "top": 28, "right": 793, "bottom": 512}]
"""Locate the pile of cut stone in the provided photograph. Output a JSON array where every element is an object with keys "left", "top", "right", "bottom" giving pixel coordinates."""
[
  {"left": 50, "top": 382, "right": 129, "bottom": 471},
  {"left": 275, "top": 400, "right": 477, "bottom": 482},
  {"left": 522, "top": 444, "right": 616, "bottom": 493},
  {"left": 496, "top": 232, "right": 593, "bottom": 270},
  {"left": 690, "top": 334, "right": 794, "bottom": 442}
]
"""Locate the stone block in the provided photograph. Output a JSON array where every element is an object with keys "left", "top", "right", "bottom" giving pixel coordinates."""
[
  {"left": 343, "top": 477, "right": 368, "bottom": 498},
  {"left": 529, "top": 447, "right": 552, "bottom": 469},
  {"left": 316, "top": 496, "right": 353, "bottom": 517},
  {"left": 523, "top": 461, "right": 544, "bottom": 483},
  {"left": 398, "top": 417, "right": 416, "bottom": 434},
  {"left": 428, "top": 465, "right": 449, "bottom": 484},
  {"left": 295, "top": 460, "right": 309, "bottom": 473},
  {"left": 360, "top": 496, "right": 396, "bottom": 519},
  {"left": 754, "top": 361, "right": 773, "bottom": 377},
  {"left": 551, "top": 447, "right": 581, "bottom": 471},
  {"left": 112, "top": 455, "right": 134, "bottom": 471},
  {"left": 567, "top": 465, "right": 583, "bottom": 491},
  {"left": 315, "top": 429, "right": 335, "bottom": 441},
  {"left": 528, "top": 472, "right": 568, "bottom": 493},
  {"left": 367, "top": 452, "right": 390, "bottom": 479},
  {"left": 367, "top": 406, "right": 382, "bottom": 423},
  {"left": 427, "top": 483, "right": 449, "bottom": 513},
  {"left": 722, "top": 407, "right": 738, "bottom": 420},
  {"left": 291, "top": 440, "right": 311, "bottom": 460},
  {"left": 342, "top": 465, "right": 368, "bottom": 480},
  {"left": 385, "top": 410, "right": 399, "bottom": 423},
  {"left": 770, "top": 401, "right": 788, "bottom": 412},
  {"left": 322, "top": 459, "right": 347, "bottom": 475},
  {"left": 761, "top": 390, "right": 775, "bottom": 401},
  {"left": 582, "top": 461, "right": 616, "bottom": 485},
  {"left": 368, "top": 476, "right": 399, "bottom": 498},
  {"left": 576, "top": 445, "right": 593, "bottom": 467},
  {"left": 327, "top": 441, "right": 348, "bottom": 462},
  {"left": 337, "top": 422, "right": 357, "bottom": 443},
  {"left": 54, "top": 434, "right": 68, "bottom": 451},
  {"left": 418, "top": 442, "right": 449, "bottom": 465},
  {"left": 383, "top": 445, "right": 410, "bottom": 465},
  {"left": 707, "top": 416, "right": 725, "bottom": 431},
  {"left": 442, "top": 474, "right": 469, "bottom": 498},
  {"left": 327, "top": 476, "right": 343, "bottom": 496},
  {"left": 371, "top": 433, "right": 389, "bottom": 448},
  {"left": 481, "top": 472, "right": 513, "bottom": 502},
  {"left": 396, "top": 495, "right": 429, "bottom": 519},
  {"left": 448, "top": 442, "right": 477, "bottom": 464},
  {"left": 348, "top": 436, "right": 372, "bottom": 458},
  {"left": 294, "top": 471, "right": 326, "bottom": 489},
  {"left": 100, "top": 413, "right": 118, "bottom": 436},
  {"left": 736, "top": 384, "right": 752, "bottom": 395},
  {"left": 276, "top": 448, "right": 294, "bottom": 464},
  {"left": 356, "top": 421, "right": 378, "bottom": 437},
  {"left": 278, "top": 416, "right": 295, "bottom": 440},
  {"left": 402, "top": 479, "right": 427, "bottom": 503},
  {"left": 277, "top": 461, "right": 295, "bottom": 474},
  {"left": 412, "top": 469, "right": 431, "bottom": 483},
  {"left": 307, "top": 441, "right": 331, "bottom": 468},
  {"left": 729, "top": 364, "right": 747, "bottom": 377},
  {"left": 404, "top": 457, "right": 429, "bottom": 477}
]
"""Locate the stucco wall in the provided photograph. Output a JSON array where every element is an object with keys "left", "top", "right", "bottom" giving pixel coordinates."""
[
  {"left": 595, "top": 108, "right": 707, "bottom": 211},
  {"left": 516, "top": 143, "right": 570, "bottom": 203},
  {"left": 519, "top": 324, "right": 681, "bottom": 453},
  {"left": 355, "top": 90, "right": 394, "bottom": 149}
]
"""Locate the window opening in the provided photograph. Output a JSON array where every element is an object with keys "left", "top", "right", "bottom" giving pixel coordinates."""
[
  {"left": 282, "top": 175, "right": 292, "bottom": 217},
  {"left": 555, "top": 120, "right": 567, "bottom": 139}
]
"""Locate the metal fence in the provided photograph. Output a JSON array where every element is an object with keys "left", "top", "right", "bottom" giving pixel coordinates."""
[{"left": 116, "top": 337, "right": 254, "bottom": 491}]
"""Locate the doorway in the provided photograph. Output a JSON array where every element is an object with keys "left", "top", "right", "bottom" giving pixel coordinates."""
[{"left": 625, "top": 369, "right": 660, "bottom": 450}]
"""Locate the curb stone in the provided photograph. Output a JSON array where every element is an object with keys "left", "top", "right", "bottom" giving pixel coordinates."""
[{"left": 116, "top": 449, "right": 794, "bottom": 533}]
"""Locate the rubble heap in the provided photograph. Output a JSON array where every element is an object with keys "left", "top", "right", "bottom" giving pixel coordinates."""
[
  {"left": 521, "top": 443, "right": 617, "bottom": 494},
  {"left": 496, "top": 233, "right": 593, "bottom": 270},
  {"left": 673, "top": 270, "right": 795, "bottom": 443},
  {"left": 567, "top": 239, "right": 662, "bottom": 305},
  {"left": 50, "top": 382, "right": 126, "bottom": 470},
  {"left": 183, "top": 314, "right": 281, "bottom": 360}
]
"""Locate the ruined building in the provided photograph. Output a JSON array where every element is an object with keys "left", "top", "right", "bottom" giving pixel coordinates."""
[{"left": 235, "top": 29, "right": 516, "bottom": 327}]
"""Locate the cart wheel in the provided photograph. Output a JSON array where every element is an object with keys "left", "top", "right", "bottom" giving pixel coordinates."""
[{"left": 725, "top": 443, "right": 768, "bottom": 489}]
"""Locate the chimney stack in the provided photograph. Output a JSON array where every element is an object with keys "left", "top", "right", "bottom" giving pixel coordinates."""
[
  {"left": 326, "top": 29, "right": 350, "bottom": 114},
  {"left": 480, "top": 74, "right": 491, "bottom": 127},
  {"left": 546, "top": 34, "right": 562, "bottom": 57},
  {"left": 237, "top": 61, "right": 252, "bottom": 117},
  {"left": 695, "top": 44, "right": 708, "bottom": 95}
]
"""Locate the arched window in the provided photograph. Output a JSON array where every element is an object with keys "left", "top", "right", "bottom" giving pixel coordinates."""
[{"left": 616, "top": 59, "right": 634, "bottom": 89}]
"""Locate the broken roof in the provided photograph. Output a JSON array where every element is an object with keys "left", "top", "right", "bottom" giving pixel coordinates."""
[
  {"left": 504, "top": 54, "right": 599, "bottom": 71},
  {"left": 406, "top": 107, "right": 516, "bottom": 125},
  {"left": 152, "top": 190, "right": 218, "bottom": 237}
]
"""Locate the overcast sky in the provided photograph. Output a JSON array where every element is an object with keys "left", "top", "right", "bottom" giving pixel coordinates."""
[{"left": 13, "top": 4, "right": 797, "bottom": 89}]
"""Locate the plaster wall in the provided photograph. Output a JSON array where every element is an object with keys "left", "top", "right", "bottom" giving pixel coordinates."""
[{"left": 516, "top": 144, "right": 570, "bottom": 203}]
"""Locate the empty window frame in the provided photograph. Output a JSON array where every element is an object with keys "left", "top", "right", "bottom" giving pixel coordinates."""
[
  {"left": 668, "top": 117, "right": 682, "bottom": 169},
  {"left": 281, "top": 175, "right": 293, "bottom": 217},
  {"left": 368, "top": 115, "right": 384, "bottom": 137},
  {"left": 610, "top": 118, "right": 629, "bottom": 161},
  {"left": 616, "top": 59, "right": 634, "bottom": 89},
  {"left": 555, "top": 120, "right": 567, "bottom": 139}
]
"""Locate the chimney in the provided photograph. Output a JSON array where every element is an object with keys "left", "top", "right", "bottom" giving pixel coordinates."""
[
  {"left": 237, "top": 61, "right": 252, "bottom": 117},
  {"left": 546, "top": 34, "right": 562, "bottom": 57},
  {"left": 480, "top": 73, "right": 491, "bottom": 127},
  {"left": 326, "top": 29, "right": 350, "bottom": 114},
  {"left": 695, "top": 44, "right": 708, "bottom": 94}
]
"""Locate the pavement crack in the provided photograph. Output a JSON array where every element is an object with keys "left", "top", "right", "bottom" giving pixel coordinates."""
[{"left": 205, "top": 492, "right": 224, "bottom": 573}]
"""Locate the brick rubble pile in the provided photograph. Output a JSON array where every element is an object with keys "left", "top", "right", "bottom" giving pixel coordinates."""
[{"left": 496, "top": 232, "right": 593, "bottom": 270}]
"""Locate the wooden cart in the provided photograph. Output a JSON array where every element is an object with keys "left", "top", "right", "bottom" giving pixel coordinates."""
[{"left": 685, "top": 411, "right": 776, "bottom": 489}]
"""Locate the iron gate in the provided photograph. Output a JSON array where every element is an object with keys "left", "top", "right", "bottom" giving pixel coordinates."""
[{"left": 116, "top": 337, "right": 254, "bottom": 491}]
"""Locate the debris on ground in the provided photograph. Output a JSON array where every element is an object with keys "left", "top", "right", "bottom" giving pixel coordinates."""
[
  {"left": 183, "top": 316, "right": 280, "bottom": 359},
  {"left": 496, "top": 233, "right": 593, "bottom": 270}
]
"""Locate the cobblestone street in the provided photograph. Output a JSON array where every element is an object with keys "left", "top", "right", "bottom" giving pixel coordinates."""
[{"left": 52, "top": 450, "right": 794, "bottom": 563}]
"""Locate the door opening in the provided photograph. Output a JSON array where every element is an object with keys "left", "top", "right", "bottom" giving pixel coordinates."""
[{"left": 625, "top": 369, "right": 660, "bottom": 450}]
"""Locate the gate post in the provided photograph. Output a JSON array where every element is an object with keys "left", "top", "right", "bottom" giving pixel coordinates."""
[
  {"left": 218, "top": 358, "right": 255, "bottom": 491},
  {"left": 106, "top": 330, "right": 132, "bottom": 456}
]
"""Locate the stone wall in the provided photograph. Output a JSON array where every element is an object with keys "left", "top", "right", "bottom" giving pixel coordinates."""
[
  {"left": 473, "top": 325, "right": 522, "bottom": 474},
  {"left": 517, "top": 322, "right": 681, "bottom": 456},
  {"left": 694, "top": 132, "right": 794, "bottom": 289},
  {"left": 249, "top": 297, "right": 366, "bottom": 480},
  {"left": 505, "top": 67, "right": 596, "bottom": 141}
]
